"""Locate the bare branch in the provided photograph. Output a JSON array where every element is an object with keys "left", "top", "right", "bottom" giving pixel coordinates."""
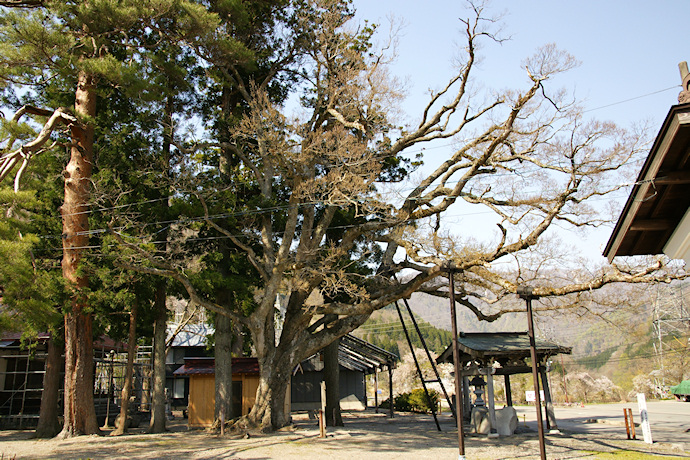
[
  {"left": 0, "top": 106, "right": 76, "bottom": 191},
  {"left": 110, "top": 229, "right": 249, "bottom": 326}
]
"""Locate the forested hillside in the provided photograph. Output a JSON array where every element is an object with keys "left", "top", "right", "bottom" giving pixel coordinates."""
[{"left": 352, "top": 306, "right": 453, "bottom": 359}]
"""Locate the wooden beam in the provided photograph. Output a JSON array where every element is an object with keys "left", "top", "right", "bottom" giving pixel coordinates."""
[
  {"left": 629, "top": 219, "right": 675, "bottom": 231},
  {"left": 654, "top": 170, "right": 690, "bottom": 185}
]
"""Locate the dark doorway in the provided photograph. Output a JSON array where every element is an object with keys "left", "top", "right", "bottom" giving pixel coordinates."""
[{"left": 232, "top": 381, "right": 242, "bottom": 416}]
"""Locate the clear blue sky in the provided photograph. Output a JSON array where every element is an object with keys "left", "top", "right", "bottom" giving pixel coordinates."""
[
  {"left": 354, "top": 0, "right": 687, "bottom": 125},
  {"left": 353, "top": 0, "right": 688, "bottom": 262}
]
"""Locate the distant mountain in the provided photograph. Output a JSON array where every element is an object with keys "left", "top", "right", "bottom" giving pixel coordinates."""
[{"left": 404, "top": 292, "right": 526, "bottom": 333}]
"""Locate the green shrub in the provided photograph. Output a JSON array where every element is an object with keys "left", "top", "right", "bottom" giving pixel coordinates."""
[
  {"left": 408, "top": 388, "right": 440, "bottom": 413},
  {"left": 380, "top": 389, "right": 440, "bottom": 413}
]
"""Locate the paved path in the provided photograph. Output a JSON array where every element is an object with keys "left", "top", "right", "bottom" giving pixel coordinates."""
[{"left": 515, "top": 400, "right": 690, "bottom": 449}]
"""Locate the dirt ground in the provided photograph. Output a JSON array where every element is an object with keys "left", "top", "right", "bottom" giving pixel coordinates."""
[{"left": 0, "top": 410, "right": 687, "bottom": 460}]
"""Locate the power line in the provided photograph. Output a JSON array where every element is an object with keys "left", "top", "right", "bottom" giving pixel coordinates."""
[
  {"left": 25, "top": 168, "right": 650, "bottom": 245},
  {"left": 582, "top": 86, "right": 680, "bottom": 114},
  {"left": 10, "top": 82, "right": 675, "bottom": 222}
]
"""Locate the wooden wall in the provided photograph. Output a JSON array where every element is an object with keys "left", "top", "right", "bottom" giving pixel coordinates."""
[
  {"left": 239, "top": 374, "right": 259, "bottom": 416},
  {"left": 187, "top": 373, "right": 260, "bottom": 427},
  {"left": 188, "top": 374, "right": 215, "bottom": 428}
]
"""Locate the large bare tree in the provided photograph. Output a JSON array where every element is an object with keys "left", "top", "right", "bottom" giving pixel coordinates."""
[{"left": 108, "top": 1, "right": 686, "bottom": 431}]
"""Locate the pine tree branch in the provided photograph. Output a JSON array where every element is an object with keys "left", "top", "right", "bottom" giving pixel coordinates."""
[
  {"left": 0, "top": 106, "right": 76, "bottom": 191},
  {"left": 0, "top": 0, "right": 44, "bottom": 7}
]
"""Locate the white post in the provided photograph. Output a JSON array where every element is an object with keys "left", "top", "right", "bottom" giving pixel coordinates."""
[{"left": 637, "top": 393, "right": 653, "bottom": 444}]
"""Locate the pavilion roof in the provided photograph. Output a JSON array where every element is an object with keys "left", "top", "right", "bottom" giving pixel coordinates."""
[{"left": 436, "top": 332, "right": 571, "bottom": 367}]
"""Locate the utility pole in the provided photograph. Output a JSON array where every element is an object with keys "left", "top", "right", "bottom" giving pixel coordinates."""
[
  {"left": 652, "top": 281, "right": 690, "bottom": 394},
  {"left": 518, "top": 286, "right": 547, "bottom": 460},
  {"left": 448, "top": 263, "right": 466, "bottom": 460}
]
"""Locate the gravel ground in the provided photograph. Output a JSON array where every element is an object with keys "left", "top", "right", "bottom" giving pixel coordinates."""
[{"left": 0, "top": 410, "right": 687, "bottom": 460}]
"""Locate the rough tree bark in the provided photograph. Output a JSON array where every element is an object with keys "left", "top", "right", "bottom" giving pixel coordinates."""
[
  {"left": 215, "top": 313, "right": 233, "bottom": 424},
  {"left": 149, "top": 283, "right": 167, "bottom": 433},
  {"left": 111, "top": 300, "right": 137, "bottom": 436},
  {"left": 58, "top": 70, "right": 100, "bottom": 438},
  {"left": 34, "top": 335, "right": 63, "bottom": 438},
  {"left": 324, "top": 338, "right": 343, "bottom": 427},
  {"left": 149, "top": 89, "right": 174, "bottom": 433},
  {"left": 249, "top": 354, "right": 293, "bottom": 430}
]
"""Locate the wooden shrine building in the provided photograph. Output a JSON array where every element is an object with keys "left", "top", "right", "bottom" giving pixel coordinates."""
[
  {"left": 437, "top": 332, "right": 571, "bottom": 430},
  {"left": 603, "top": 101, "right": 690, "bottom": 263},
  {"left": 291, "top": 334, "right": 398, "bottom": 412},
  {"left": 173, "top": 357, "right": 261, "bottom": 428}
]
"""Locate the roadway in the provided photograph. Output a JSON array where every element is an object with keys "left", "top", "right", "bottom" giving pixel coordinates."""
[{"left": 515, "top": 400, "right": 690, "bottom": 449}]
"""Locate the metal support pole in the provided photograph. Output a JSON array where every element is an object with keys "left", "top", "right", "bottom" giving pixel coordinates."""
[
  {"left": 518, "top": 286, "right": 546, "bottom": 460},
  {"left": 388, "top": 362, "right": 394, "bottom": 418},
  {"left": 448, "top": 264, "right": 466, "bottom": 459},
  {"left": 374, "top": 370, "right": 379, "bottom": 413},
  {"left": 394, "top": 301, "right": 441, "bottom": 431}
]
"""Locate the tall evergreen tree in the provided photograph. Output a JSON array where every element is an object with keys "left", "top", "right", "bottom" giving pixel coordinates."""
[{"left": 0, "top": 0, "right": 219, "bottom": 436}]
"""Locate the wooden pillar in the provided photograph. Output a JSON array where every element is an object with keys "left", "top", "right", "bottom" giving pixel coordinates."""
[
  {"left": 484, "top": 368, "right": 498, "bottom": 436},
  {"left": 540, "top": 367, "right": 558, "bottom": 431},
  {"left": 388, "top": 361, "right": 394, "bottom": 418},
  {"left": 504, "top": 374, "right": 513, "bottom": 407},
  {"left": 462, "top": 376, "right": 471, "bottom": 420},
  {"left": 519, "top": 287, "right": 546, "bottom": 460}
]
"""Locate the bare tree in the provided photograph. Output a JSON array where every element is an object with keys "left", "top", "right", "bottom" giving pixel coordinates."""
[{"left": 106, "top": 1, "right": 687, "bottom": 432}]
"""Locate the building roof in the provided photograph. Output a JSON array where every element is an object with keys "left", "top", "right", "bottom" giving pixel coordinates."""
[
  {"left": 338, "top": 334, "right": 398, "bottom": 373},
  {"left": 604, "top": 103, "right": 690, "bottom": 263},
  {"left": 0, "top": 332, "right": 124, "bottom": 352},
  {"left": 293, "top": 334, "right": 398, "bottom": 374},
  {"left": 173, "top": 357, "right": 260, "bottom": 375},
  {"left": 174, "top": 335, "right": 397, "bottom": 377},
  {"left": 167, "top": 322, "right": 214, "bottom": 348},
  {"left": 436, "top": 332, "right": 571, "bottom": 367}
]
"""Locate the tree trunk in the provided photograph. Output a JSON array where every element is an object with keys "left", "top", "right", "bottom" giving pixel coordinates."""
[
  {"left": 58, "top": 70, "right": 100, "bottom": 438},
  {"left": 111, "top": 300, "right": 137, "bottom": 436},
  {"left": 231, "top": 322, "right": 244, "bottom": 357},
  {"left": 35, "top": 335, "right": 63, "bottom": 438},
  {"left": 215, "top": 313, "right": 233, "bottom": 424},
  {"left": 324, "top": 338, "right": 343, "bottom": 426},
  {"left": 248, "top": 363, "right": 292, "bottom": 431},
  {"left": 246, "top": 316, "right": 298, "bottom": 432},
  {"left": 149, "top": 283, "right": 167, "bottom": 433}
]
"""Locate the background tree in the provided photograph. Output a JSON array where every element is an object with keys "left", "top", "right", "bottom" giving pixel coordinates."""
[
  {"left": 0, "top": 184, "right": 63, "bottom": 437},
  {"left": 114, "top": 0, "right": 310, "bottom": 429},
  {"left": 0, "top": 101, "right": 66, "bottom": 437}
]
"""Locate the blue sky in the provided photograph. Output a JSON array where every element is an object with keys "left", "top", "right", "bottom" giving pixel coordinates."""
[
  {"left": 352, "top": 0, "right": 688, "bottom": 262},
  {"left": 354, "top": 0, "right": 686, "bottom": 126}
]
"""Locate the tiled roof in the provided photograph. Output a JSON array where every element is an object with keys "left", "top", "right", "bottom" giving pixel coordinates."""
[
  {"left": 173, "top": 357, "right": 260, "bottom": 375},
  {"left": 437, "top": 331, "right": 571, "bottom": 365}
]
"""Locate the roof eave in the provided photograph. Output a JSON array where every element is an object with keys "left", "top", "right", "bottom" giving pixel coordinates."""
[{"left": 604, "top": 103, "right": 690, "bottom": 261}]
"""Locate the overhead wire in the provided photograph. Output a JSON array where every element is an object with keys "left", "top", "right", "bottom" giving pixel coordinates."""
[{"left": 10, "top": 82, "right": 676, "bottom": 224}]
